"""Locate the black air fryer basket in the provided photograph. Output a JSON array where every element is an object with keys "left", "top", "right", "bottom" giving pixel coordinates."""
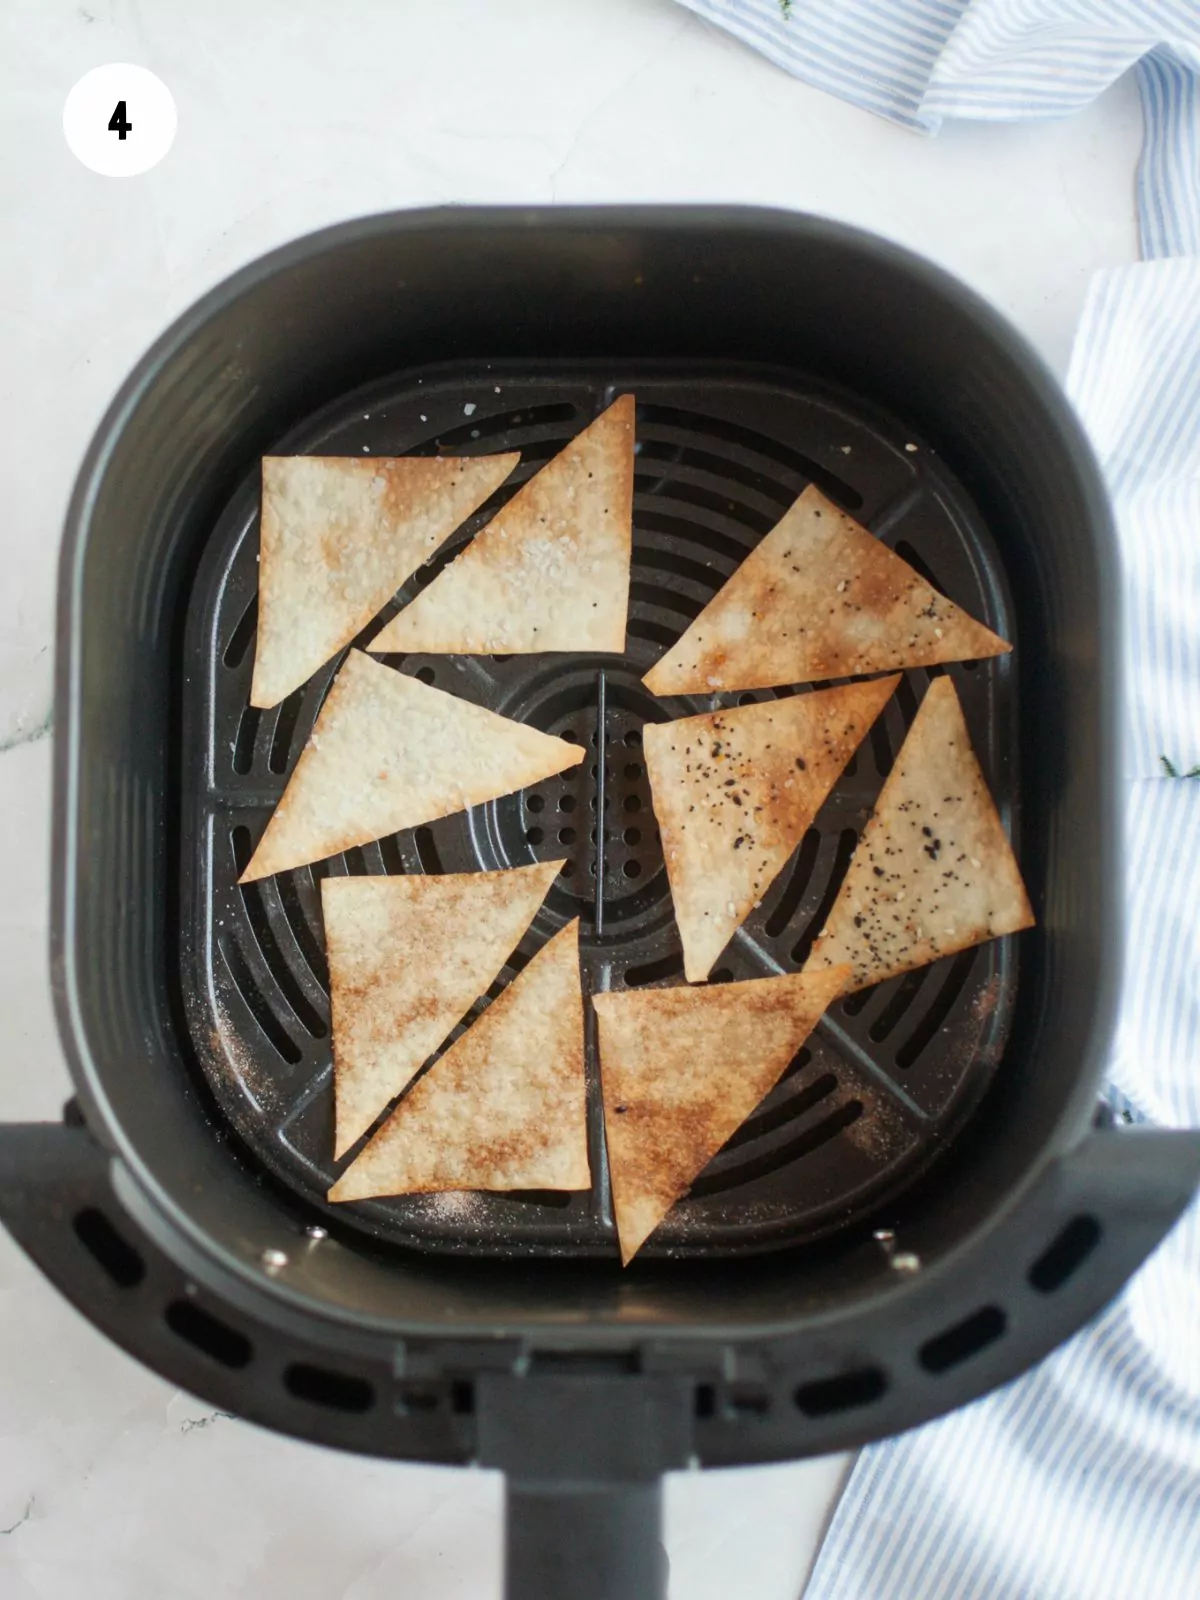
[{"left": 6, "top": 209, "right": 1199, "bottom": 1600}]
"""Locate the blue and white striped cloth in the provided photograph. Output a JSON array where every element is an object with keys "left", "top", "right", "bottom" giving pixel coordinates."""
[
  {"left": 678, "top": 0, "right": 1200, "bottom": 255},
  {"left": 672, "top": 3, "right": 1200, "bottom": 1596}
]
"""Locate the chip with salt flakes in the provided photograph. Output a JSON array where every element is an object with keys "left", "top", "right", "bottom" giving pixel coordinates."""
[
  {"left": 804, "top": 676, "right": 1034, "bottom": 992},
  {"left": 594, "top": 966, "right": 850, "bottom": 1264},
  {"left": 251, "top": 452, "right": 517, "bottom": 708},
  {"left": 368, "top": 396, "right": 634, "bottom": 655},
  {"left": 240, "top": 651, "right": 583, "bottom": 882},
  {"left": 645, "top": 676, "right": 899, "bottom": 982},
  {"left": 329, "top": 920, "right": 589, "bottom": 1202},
  {"left": 643, "top": 485, "right": 1010, "bottom": 695},
  {"left": 322, "top": 861, "right": 563, "bottom": 1158}
]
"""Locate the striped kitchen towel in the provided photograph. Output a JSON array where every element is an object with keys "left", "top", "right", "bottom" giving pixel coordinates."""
[
  {"left": 676, "top": 0, "right": 1200, "bottom": 258},
  {"left": 665, "top": 4, "right": 1200, "bottom": 1598}
]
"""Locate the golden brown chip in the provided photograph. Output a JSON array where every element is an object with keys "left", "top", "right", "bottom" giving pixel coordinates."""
[
  {"left": 329, "top": 920, "right": 589, "bottom": 1201},
  {"left": 369, "top": 396, "right": 634, "bottom": 655},
  {"left": 804, "top": 676, "right": 1034, "bottom": 991},
  {"left": 251, "top": 452, "right": 518, "bottom": 708},
  {"left": 322, "top": 861, "right": 563, "bottom": 1157},
  {"left": 643, "top": 485, "right": 1010, "bottom": 694},
  {"left": 240, "top": 651, "right": 584, "bottom": 882},
  {"left": 645, "top": 677, "right": 899, "bottom": 982},
  {"left": 594, "top": 966, "right": 850, "bottom": 1264}
]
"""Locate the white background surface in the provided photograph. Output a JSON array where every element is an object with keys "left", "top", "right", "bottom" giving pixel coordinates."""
[{"left": 0, "top": 2, "right": 1142, "bottom": 1596}]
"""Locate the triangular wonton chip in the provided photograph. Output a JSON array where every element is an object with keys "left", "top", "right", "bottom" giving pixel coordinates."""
[
  {"left": 251, "top": 453, "right": 518, "bottom": 707},
  {"left": 329, "top": 920, "right": 589, "bottom": 1201},
  {"left": 643, "top": 485, "right": 1010, "bottom": 694},
  {"left": 322, "top": 861, "right": 563, "bottom": 1157},
  {"left": 241, "top": 651, "right": 583, "bottom": 881},
  {"left": 369, "top": 396, "right": 634, "bottom": 654},
  {"left": 594, "top": 966, "right": 850, "bottom": 1264},
  {"left": 645, "top": 676, "right": 900, "bottom": 982},
  {"left": 804, "top": 676, "right": 1034, "bottom": 992}
]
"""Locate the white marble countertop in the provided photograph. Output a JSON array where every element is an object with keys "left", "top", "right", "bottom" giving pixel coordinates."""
[{"left": 0, "top": 2, "right": 1140, "bottom": 1595}]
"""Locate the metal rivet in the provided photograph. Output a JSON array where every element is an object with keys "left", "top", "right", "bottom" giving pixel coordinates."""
[
  {"left": 261, "top": 1248, "right": 288, "bottom": 1271},
  {"left": 305, "top": 1225, "right": 328, "bottom": 1242}
]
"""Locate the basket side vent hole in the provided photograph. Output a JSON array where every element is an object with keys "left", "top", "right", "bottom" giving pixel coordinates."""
[
  {"left": 73, "top": 1208, "right": 146, "bottom": 1289},
  {"left": 165, "top": 1300, "right": 253, "bottom": 1369},
  {"left": 396, "top": 1385, "right": 441, "bottom": 1415},
  {"left": 795, "top": 1367, "right": 887, "bottom": 1417},
  {"left": 726, "top": 1386, "right": 770, "bottom": 1420},
  {"left": 284, "top": 1362, "right": 374, "bottom": 1413},
  {"left": 919, "top": 1305, "right": 1007, "bottom": 1374},
  {"left": 1028, "top": 1215, "right": 1102, "bottom": 1294}
]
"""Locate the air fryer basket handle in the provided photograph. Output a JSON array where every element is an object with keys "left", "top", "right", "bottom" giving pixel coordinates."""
[
  {"left": 476, "top": 1371, "right": 689, "bottom": 1600},
  {"left": 504, "top": 1479, "right": 665, "bottom": 1600}
]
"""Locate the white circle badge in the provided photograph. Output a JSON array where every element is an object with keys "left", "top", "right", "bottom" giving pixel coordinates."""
[{"left": 63, "top": 64, "right": 177, "bottom": 177}]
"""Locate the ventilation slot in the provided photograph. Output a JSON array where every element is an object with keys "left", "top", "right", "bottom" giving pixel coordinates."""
[
  {"left": 642, "top": 479, "right": 774, "bottom": 542},
  {"left": 451, "top": 1381, "right": 476, "bottom": 1415},
  {"left": 1029, "top": 1215, "right": 1102, "bottom": 1294},
  {"left": 276, "top": 872, "right": 330, "bottom": 991},
  {"left": 894, "top": 947, "right": 979, "bottom": 1068},
  {"left": 414, "top": 826, "right": 445, "bottom": 874},
  {"left": 396, "top": 1385, "right": 441, "bottom": 1414},
  {"left": 378, "top": 834, "right": 405, "bottom": 874},
  {"left": 869, "top": 966, "right": 932, "bottom": 1044},
  {"left": 694, "top": 1384, "right": 717, "bottom": 1419},
  {"left": 637, "top": 545, "right": 738, "bottom": 594},
  {"left": 795, "top": 1367, "right": 887, "bottom": 1417},
  {"left": 724, "top": 1071, "right": 837, "bottom": 1151},
  {"left": 343, "top": 845, "right": 370, "bottom": 876},
  {"left": 269, "top": 692, "right": 305, "bottom": 774},
  {"left": 894, "top": 671, "right": 921, "bottom": 730},
  {"left": 689, "top": 1099, "right": 862, "bottom": 1196},
  {"left": 503, "top": 1188, "right": 575, "bottom": 1209},
  {"left": 635, "top": 508, "right": 752, "bottom": 565},
  {"left": 284, "top": 1362, "right": 374, "bottom": 1413},
  {"left": 73, "top": 1208, "right": 145, "bottom": 1288},
  {"left": 624, "top": 950, "right": 684, "bottom": 987},
  {"left": 238, "top": 869, "right": 328, "bottom": 1040},
  {"left": 764, "top": 829, "right": 821, "bottom": 938},
  {"left": 726, "top": 1387, "right": 771, "bottom": 1419},
  {"left": 636, "top": 439, "right": 793, "bottom": 504},
  {"left": 223, "top": 597, "right": 258, "bottom": 670},
  {"left": 232, "top": 706, "right": 260, "bottom": 775},
  {"left": 422, "top": 401, "right": 577, "bottom": 451},
  {"left": 791, "top": 829, "right": 859, "bottom": 966},
  {"left": 920, "top": 1306, "right": 1007, "bottom": 1374},
  {"left": 629, "top": 579, "right": 705, "bottom": 623},
  {"left": 218, "top": 935, "right": 302, "bottom": 1065},
  {"left": 166, "top": 1301, "right": 252, "bottom": 1369},
  {"left": 869, "top": 705, "right": 895, "bottom": 778},
  {"left": 895, "top": 540, "right": 945, "bottom": 593},
  {"left": 636, "top": 403, "right": 863, "bottom": 509},
  {"left": 626, "top": 616, "right": 679, "bottom": 649}
]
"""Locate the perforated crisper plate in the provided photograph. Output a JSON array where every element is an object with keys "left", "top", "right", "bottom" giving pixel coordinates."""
[{"left": 179, "top": 362, "right": 1020, "bottom": 1259}]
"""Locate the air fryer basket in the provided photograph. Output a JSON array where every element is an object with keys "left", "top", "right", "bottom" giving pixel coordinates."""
[{"left": 5, "top": 209, "right": 1198, "bottom": 1600}]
